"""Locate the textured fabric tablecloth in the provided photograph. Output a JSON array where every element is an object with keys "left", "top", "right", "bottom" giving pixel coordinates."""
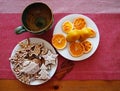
[
  {"left": 0, "top": 13, "right": 120, "bottom": 80},
  {"left": 0, "top": 0, "right": 120, "bottom": 13}
]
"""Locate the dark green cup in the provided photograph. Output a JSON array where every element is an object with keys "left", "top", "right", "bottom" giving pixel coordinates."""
[{"left": 15, "top": 2, "right": 53, "bottom": 34}]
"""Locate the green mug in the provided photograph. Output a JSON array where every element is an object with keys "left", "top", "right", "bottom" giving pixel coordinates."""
[{"left": 15, "top": 2, "right": 54, "bottom": 34}]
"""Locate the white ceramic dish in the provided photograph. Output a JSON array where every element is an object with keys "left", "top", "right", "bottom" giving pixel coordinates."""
[
  {"left": 10, "top": 38, "right": 58, "bottom": 85},
  {"left": 53, "top": 14, "right": 100, "bottom": 61}
]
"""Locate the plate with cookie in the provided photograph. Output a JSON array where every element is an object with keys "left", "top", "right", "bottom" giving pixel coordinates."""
[
  {"left": 9, "top": 38, "right": 58, "bottom": 85},
  {"left": 52, "top": 14, "right": 100, "bottom": 61}
]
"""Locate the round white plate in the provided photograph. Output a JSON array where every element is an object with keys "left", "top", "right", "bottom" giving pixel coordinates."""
[
  {"left": 53, "top": 14, "right": 100, "bottom": 61},
  {"left": 10, "top": 38, "right": 58, "bottom": 85}
]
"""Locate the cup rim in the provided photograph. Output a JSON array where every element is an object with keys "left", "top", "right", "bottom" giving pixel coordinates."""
[{"left": 21, "top": 2, "right": 54, "bottom": 34}]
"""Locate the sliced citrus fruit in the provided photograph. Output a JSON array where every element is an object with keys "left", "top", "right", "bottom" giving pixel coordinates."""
[
  {"left": 81, "top": 40, "right": 92, "bottom": 53},
  {"left": 77, "top": 27, "right": 96, "bottom": 41},
  {"left": 66, "top": 29, "right": 80, "bottom": 42},
  {"left": 85, "top": 27, "right": 96, "bottom": 38},
  {"left": 81, "top": 27, "right": 96, "bottom": 37},
  {"left": 62, "top": 21, "right": 73, "bottom": 33},
  {"left": 73, "top": 17, "right": 86, "bottom": 30},
  {"left": 52, "top": 34, "right": 67, "bottom": 49},
  {"left": 69, "top": 41, "right": 84, "bottom": 57}
]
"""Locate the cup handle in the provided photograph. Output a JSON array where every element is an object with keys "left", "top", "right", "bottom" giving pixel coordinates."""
[{"left": 15, "top": 26, "right": 27, "bottom": 34}]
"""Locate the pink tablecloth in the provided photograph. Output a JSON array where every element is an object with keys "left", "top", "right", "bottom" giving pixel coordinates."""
[
  {"left": 0, "top": 0, "right": 120, "bottom": 13},
  {"left": 0, "top": 13, "right": 120, "bottom": 80}
]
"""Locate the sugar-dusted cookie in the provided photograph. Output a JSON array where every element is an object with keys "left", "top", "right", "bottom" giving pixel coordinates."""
[
  {"left": 42, "top": 50, "right": 58, "bottom": 65},
  {"left": 38, "top": 64, "right": 50, "bottom": 80},
  {"left": 20, "top": 59, "right": 40, "bottom": 74},
  {"left": 40, "top": 63, "right": 47, "bottom": 70}
]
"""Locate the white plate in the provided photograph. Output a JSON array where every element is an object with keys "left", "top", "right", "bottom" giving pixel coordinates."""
[
  {"left": 10, "top": 38, "right": 58, "bottom": 85},
  {"left": 53, "top": 14, "right": 100, "bottom": 61}
]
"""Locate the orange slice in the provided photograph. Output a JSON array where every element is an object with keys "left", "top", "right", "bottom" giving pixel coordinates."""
[
  {"left": 69, "top": 41, "right": 84, "bottom": 57},
  {"left": 73, "top": 17, "right": 86, "bottom": 30},
  {"left": 81, "top": 40, "right": 92, "bottom": 53},
  {"left": 52, "top": 34, "right": 67, "bottom": 49},
  {"left": 62, "top": 21, "right": 73, "bottom": 33}
]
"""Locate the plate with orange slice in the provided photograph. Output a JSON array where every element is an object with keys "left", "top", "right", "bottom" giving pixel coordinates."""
[{"left": 52, "top": 14, "right": 100, "bottom": 61}]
